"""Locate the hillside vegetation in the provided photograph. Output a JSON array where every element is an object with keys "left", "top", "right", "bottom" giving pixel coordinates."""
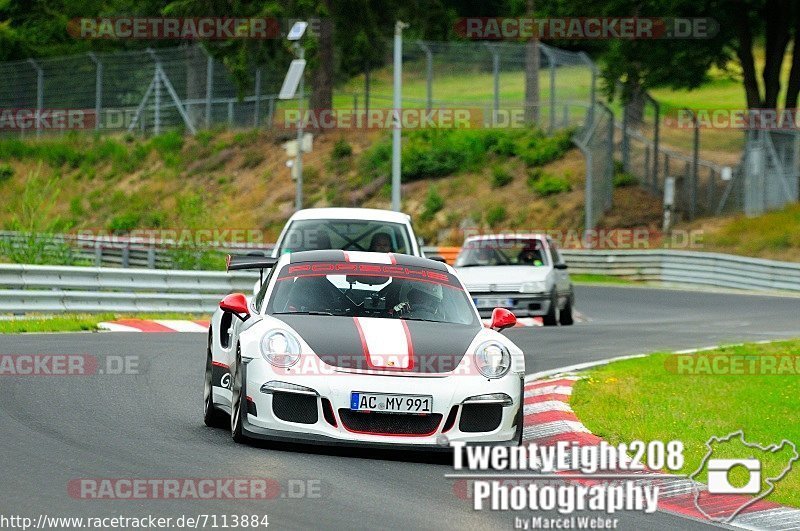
[{"left": 0, "top": 127, "right": 662, "bottom": 257}]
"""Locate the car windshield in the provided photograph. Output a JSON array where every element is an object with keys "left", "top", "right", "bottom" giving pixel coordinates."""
[
  {"left": 278, "top": 219, "right": 412, "bottom": 254},
  {"left": 455, "top": 238, "right": 548, "bottom": 267},
  {"left": 266, "top": 261, "right": 478, "bottom": 326}
]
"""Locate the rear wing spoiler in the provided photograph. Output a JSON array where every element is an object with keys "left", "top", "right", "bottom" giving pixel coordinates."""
[{"left": 226, "top": 255, "right": 278, "bottom": 285}]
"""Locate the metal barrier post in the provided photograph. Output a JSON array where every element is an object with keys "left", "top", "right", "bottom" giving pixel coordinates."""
[
  {"left": 27, "top": 59, "right": 43, "bottom": 138},
  {"left": 253, "top": 68, "right": 262, "bottom": 127},
  {"left": 417, "top": 41, "right": 433, "bottom": 113},
  {"left": 88, "top": 53, "right": 103, "bottom": 131}
]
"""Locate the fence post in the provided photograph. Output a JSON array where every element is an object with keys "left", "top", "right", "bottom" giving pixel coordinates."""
[
  {"left": 578, "top": 52, "right": 596, "bottom": 125},
  {"left": 267, "top": 97, "right": 275, "bottom": 129},
  {"left": 540, "top": 46, "right": 557, "bottom": 133},
  {"left": 606, "top": 104, "right": 614, "bottom": 210},
  {"left": 417, "top": 41, "right": 433, "bottom": 113},
  {"left": 146, "top": 49, "right": 162, "bottom": 135},
  {"left": 621, "top": 102, "right": 630, "bottom": 171},
  {"left": 122, "top": 244, "right": 130, "bottom": 268},
  {"left": 94, "top": 242, "right": 102, "bottom": 267},
  {"left": 483, "top": 43, "right": 500, "bottom": 118},
  {"left": 253, "top": 67, "right": 262, "bottom": 127},
  {"left": 651, "top": 96, "right": 660, "bottom": 193},
  {"left": 27, "top": 59, "right": 43, "bottom": 138},
  {"left": 691, "top": 109, "right": 699, "bottom": 220},
  {"left": 205, "top": 54, "right": 214, "bottom": 127},
  {"left": 88, "top": 53, "right": 103, "bottom": 131},
  {"left": 147, "top": 247, "right": 156, "bottom": 269},
  {"left": 644, "top": 146, "right": 651, "bottom": 188}
]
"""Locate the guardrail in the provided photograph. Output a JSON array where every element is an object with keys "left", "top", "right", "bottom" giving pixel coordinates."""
[
  {"left": 0, "top": 250, "right": 797, "bottom": 314},
  {"left": 561, "top": 250, "right": 800, "bottom": 292},
  {"left": 0, "top": 264, "right": 258, "bottom": 313}
]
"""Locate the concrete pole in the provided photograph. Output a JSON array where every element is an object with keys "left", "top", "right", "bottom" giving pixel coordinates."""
[{"left": 391, "top": 21, "right": 408, "bottom": 212}]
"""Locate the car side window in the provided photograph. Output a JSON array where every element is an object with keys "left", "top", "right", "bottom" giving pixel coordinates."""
[
  {"left": 255, "top": 266, "right": 277, "bottom": 313},
  {"left": 548, "top": 239, "right": 564, "bottom": 265}
]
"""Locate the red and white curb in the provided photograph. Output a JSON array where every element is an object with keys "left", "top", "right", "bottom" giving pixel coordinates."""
[
  {"left": 98, "top": 319, "right": 210, "bottom": 333},
  {"left": 522, "top": 375, "right": 800, "bottom": 530},
  {"left": 98, "top": 317, "right": 544, "bottom": 332}
]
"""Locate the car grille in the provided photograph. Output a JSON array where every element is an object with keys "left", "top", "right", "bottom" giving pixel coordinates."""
[
  {"left": 467, "top": 284, "right": 522, "bottom": 293},
  {"left": 272, "top": 392, "right": 319, "bottom": 424},
  {"left": 459, "top": 403, "right": 503, "bottom": 433},
  {"left": 338, "top": 410, "right": 442, "bottom": 436}
]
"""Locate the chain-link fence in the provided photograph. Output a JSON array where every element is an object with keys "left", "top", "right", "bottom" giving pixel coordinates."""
[
  {"left": 574, "top": 103, "right": 614, "bottom": 231},
  {"left": 0, "top": 46, "right": 287, "bottom": 136},
  {"left": 615, "top": 94, "right": 800, "bottom": 221},
  {"left": 0, "top": 40, "right": 615, "bottom": 232}
]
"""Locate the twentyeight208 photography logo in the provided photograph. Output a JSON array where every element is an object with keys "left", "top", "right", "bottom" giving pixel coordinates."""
[{"left": 691, "top": 431, "right": 799, "bottom": 523}]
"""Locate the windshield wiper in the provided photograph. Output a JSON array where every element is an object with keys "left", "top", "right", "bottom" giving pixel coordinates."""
[{"left": 273, "top": 311, "right": 335, "bottom": 316}]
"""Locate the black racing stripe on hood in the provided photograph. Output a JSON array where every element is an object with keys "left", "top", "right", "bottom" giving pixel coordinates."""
[
  {"left": 274, "top": 315, "right": 479, "bottom": 374},
  {"left": 403, "top": 320, "right": 477, "bottom": 373},
  {"left": 276, "top": 315, "right": 366, "bottom": 370}
]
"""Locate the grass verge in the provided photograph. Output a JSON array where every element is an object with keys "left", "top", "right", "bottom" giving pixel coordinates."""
[
  {"left": 0, "top": 313, "right": 206, "bottom": 334},
  {"left": 571, "top": 340, "right": 800, "bottom": 507}
]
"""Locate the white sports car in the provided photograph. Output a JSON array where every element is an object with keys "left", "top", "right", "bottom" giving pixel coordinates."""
[{"left": 204, "top": 250, "right": 525, "bottom": 449}]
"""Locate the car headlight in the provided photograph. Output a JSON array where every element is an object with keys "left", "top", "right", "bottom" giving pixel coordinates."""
[
  {"left": 474, "top": 341, "right": 511, "bottom": 379},
  {"left": 520, "top": 281, "right": 547, "bottom": 293},
  {"left": 260, "top": 329, "right": 301, "bottom": 367}
]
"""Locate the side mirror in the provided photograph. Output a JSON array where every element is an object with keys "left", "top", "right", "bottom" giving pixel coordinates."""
[
  {"left": 554, "top": 263, "right": 568, "bottom": 270},
  {"left": 220, "top": 293, "right": 250, "bottom": 321},
  {"left": 428, "top": 254, "right": 447, "bottom": 263},
  {"left": 490, "top": 308, "right": 516, "bottom": 331}
]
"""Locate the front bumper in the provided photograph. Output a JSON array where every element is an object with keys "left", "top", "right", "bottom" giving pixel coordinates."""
[
  {"left": 470, "top": 292, "right": 551, "bottom": 318},
  {"left": 239, "top": 359, "right": 524, "bottom": 448}
]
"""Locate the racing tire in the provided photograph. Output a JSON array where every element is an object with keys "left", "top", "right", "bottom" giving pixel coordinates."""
[
  {"left": 230, "top": 349, "right": 249, "bottom": 444},
  {"left": 559, "top": 293, "right": 574, "bottom": 326},
  {"left": 542, "top": 290, "right": 559, "bottom": 326},
  {"left": 203, "top": 331, "right": 227, "bottom": 428}
]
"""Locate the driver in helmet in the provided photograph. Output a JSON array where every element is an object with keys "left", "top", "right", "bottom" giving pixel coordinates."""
[{"left": 394, "top": 281, "right": 443, "bottom": 320}]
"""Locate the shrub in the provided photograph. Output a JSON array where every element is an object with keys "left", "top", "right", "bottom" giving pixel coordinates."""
[
  {"left": 240, "top": 151, "right": 265, "bottom": 169},
  {"left": 420, "top": 185, "right": 444, "bottom": 221},
  {"left": 520, "top": 130, "right": 573, "bottom": 167},
  {"left": 149, "top": 130, "right": 184, "bottom": 156},
  {"left": 532, "top": 174, "right": 572, "bottom": 196},
  {"left": 0, "top": 163, "right": 13, "bottom": 182},
  {"left": 613, "top": 171, "right": 639, "bottom": 187},
  {"left": 108, "top": 212, "right": 141, "bottom": 233},
  {"left": 331, "top": 138, "right": 353, "bottom": 159},
  {"left": 491, "top": 165, "right": 513, "bottom": 188},
  {"left": 485, "top": 205, "right": 507, "bottom": 227}
]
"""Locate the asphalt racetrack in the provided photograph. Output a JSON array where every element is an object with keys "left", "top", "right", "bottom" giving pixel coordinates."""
[{"left": 1, "top": 285, "right": 798, "bottom": 530}]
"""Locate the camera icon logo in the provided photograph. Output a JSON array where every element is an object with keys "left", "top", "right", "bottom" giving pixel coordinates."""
[
  {"left": 690, "top": 430, "right": 798, "bottom": 523},
  {"left": 707, "top": 458, "right": 761, "bottom": 494}
]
